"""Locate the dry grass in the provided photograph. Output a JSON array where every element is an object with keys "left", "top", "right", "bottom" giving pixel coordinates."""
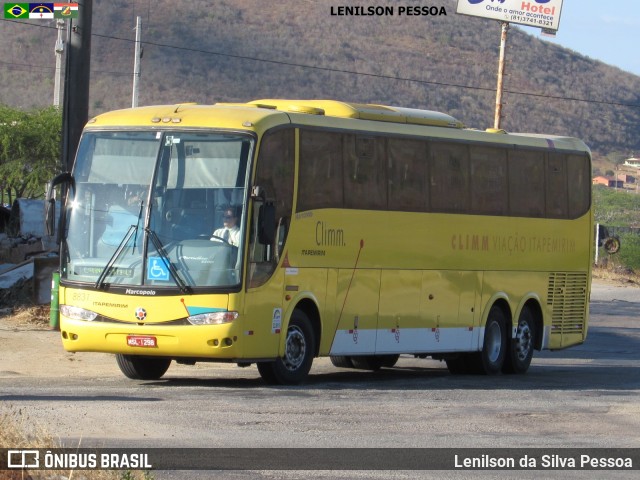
[
  {"left": 592, "top": 264, "right": 640, "bottom": 286},
  {"left": 5, "top": 306, "right": 50, "bottom": 327},
  {"left": 0, "top": 406, "right": 152, "bottom": 479}
]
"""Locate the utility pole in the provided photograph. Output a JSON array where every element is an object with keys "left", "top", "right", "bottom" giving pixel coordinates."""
[
  {"left": 53, "top": 19, "right": 65, "bottom": 107},
  {"left": 132, "top": 16, "right": 142, "bottom": 108},
  {"left": 61, "top": 0, "right": 92, "bottom": 172},
  {"left": 493, "top": 22, "right": 509, "bottom": 130}
]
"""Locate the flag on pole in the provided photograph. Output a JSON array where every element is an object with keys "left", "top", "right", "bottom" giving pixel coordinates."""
[
  {"left": 28, "top": 2, "right": 54, "bottom": 19},
  {"left": 54, "top": 2, "right": 78, "bottom": 18},
  {"left": 4, "top": 3, "right": 29, "bottom": 18}
]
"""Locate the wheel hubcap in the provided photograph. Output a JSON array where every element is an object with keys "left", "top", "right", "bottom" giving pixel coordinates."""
[
  {"left": 515, "top": 320, "right": 532, "bottom": 361},
  {"left": 283, "top": 325, "right": 306, "bottom": 371},
  {"left": 486, "top": 321, "right": 502, "bottom": 363}
]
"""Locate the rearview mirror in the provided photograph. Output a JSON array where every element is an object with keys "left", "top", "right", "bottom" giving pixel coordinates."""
[{"left": 45, "top": 172, "right": 74, "bottom": 240}]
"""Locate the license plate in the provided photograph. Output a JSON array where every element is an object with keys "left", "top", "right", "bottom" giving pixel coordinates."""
[{"left": 126, "top": 335, "right": 157, "bottom": 348}]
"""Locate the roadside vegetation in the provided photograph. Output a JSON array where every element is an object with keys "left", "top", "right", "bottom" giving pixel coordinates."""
[
  {"left": 0, "top": 105, "right": 62, "bottom": 205},
  {"left": 593, "top": 185, "right": 640, "bottom": 282}
]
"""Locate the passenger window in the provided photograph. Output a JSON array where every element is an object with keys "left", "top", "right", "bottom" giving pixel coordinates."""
[
  {"left": 430, "top": 143, "right": 469, "bottom": 213},
  {"left": 567, "top": 154, "right": 590, "bottom": 218},
  {"left": 298, "top": 130, "right": 344, "bottom": 211},
  {"left": 343, "top": 135, "right": 386, "bottom": 210},
  {"left": 388, "top": 138, "right": 429, "bottom": 212},
  {"left": 546, "top": 153, "right": 568, "bottom": 218},
  {"left": 470, "top": 147, "right": 507, "bottom": 215},
  {"left": 509, "top": 150, "right": 545, "bottom": 217}
]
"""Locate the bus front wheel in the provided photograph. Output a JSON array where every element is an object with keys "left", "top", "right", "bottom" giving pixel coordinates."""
[
  {"left": 116, "top": 354, "right": 171, "bottom": 380},
  {"left": 257, "top": 310, "right": 315, "bottom": 385},
  {"left": 473, "top": 305, "right": 507, "bottom": 375}
]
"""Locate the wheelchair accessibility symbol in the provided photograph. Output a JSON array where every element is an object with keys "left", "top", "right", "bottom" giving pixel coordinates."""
[{"left": 147, "top": 257, "right": 170, "bottom": 281}]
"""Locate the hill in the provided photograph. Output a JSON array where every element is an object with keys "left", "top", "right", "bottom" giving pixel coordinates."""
[{"left": 1, "top": 0, "right": 640, "bottom": 158}]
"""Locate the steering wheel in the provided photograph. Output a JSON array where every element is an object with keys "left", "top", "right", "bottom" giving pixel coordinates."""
[{"left": 209, "top": 234, "right": 233, "bottom": 246}]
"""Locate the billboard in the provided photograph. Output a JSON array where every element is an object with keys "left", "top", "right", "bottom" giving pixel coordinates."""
[{"left": 456, "top": 0, "right": 563, "bottom": 31}]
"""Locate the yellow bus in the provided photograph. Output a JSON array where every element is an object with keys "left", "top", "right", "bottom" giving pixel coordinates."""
[{"left": 49, "top": 99, "right": 593, "bottom": 384}]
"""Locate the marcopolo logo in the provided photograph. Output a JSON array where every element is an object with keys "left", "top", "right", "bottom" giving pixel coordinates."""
[{"left": 134, "top": 307, "right": 147, "bottom": 321}]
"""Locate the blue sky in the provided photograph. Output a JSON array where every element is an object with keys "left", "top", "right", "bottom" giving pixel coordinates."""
[{"left": 518, "top": 0, "right": 640, "bottom": 76}]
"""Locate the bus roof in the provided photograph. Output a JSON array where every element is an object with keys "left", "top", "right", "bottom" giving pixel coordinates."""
[
  {"left": 85, "top": 100, "right": 589, "bottom": 153},
  {"left": 85, "top": 103, "right": 291, "bottom": 131},
  {"left": 87, "top": 100, "right": 463, "bottom": 129},
  {"left": 244, "top": 99, "right": 465, "bottom": 128}
]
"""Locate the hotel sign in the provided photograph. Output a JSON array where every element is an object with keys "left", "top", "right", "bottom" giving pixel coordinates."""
[{"left": 456, "top": 0, "right": 564, "bottom": 31}]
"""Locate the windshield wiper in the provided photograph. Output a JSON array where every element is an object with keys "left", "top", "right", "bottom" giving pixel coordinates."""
[
  {"left": 145, "top": 228, "right": 191, "bottom": 294},
  {"left": 95, "top": 200, "right": 145, "bottom": 290},
  {"left": 95, "top": 224, "right": 138, "bottom": 289}
]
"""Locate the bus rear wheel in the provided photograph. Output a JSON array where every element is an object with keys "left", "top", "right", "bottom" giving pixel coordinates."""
[
  {"left": 116, "top": 354, "right": 171, "bottom": 380},
  {"left": 330, "top": 356, "right": 354, "bottom": 368},
  {"left": 503, "top": 308, "right": 535, "bottom": 374},
  {"left": 257, "top": 310, "right": 315, "bottom": 385}
]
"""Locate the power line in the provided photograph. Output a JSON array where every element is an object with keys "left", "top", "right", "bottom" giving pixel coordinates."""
[
  {"left": 3, "top": 18, "right": 640, "bottom": 109},
  {"left": 0, "top": 59, "right": 137, "bottom": 77},
  {"left": 91, "top": 31, "right": 640, "bottom": 109}
]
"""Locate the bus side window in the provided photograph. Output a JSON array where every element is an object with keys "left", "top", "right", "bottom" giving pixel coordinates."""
[
  {"left": 248, "top": 128, "right": 294, "bottom": 289},
  {"left": 547, "top": 153, "right": 569, "bottom": 218}
]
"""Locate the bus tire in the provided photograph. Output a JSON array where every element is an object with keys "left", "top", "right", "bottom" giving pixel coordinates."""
[
  {"left": 446, "top": 354, "right": 472, "bottom": 374},
  {"left": 378, "top": 354, "right": 400, "bottom": 368},
  {"left": 115, "top": 354, "right": 171, "bottom": 380},
  {"left": 351, "top": 354, "right": 399, "bottom": 371},
  {"left": 503, "top": 307, "right": 535, "bottom": 374},
  {"left": 473, "top": 305, "right": 507, "bottom": 375},
  {"left": 257, "top": 310, "right": 315, "bottom": 385},
  {"left": 330, "top": 356, "right": 354, "bottom": 368},
  {"left": 350, "top": 356, "right": 381, "bottom": 371}
]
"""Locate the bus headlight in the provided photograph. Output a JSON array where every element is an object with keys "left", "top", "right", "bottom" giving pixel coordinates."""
[
  {"left": 60, "top": 305, "right": 98, "bottom": 321},
  {"left": 187, "top": 311, "right": 238, "bottom": 325}
]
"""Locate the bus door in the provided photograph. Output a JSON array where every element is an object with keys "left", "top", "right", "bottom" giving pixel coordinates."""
[{"left": 242, "top": 129, "right": 295, "bottom": 359}]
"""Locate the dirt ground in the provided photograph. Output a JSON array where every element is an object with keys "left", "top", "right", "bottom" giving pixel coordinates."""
[
  {"left": 0, "top": 278, "right": 638, "bottom": 380},
  {"left": 0, "top": 311, "right": 117, "bottom": 378}
]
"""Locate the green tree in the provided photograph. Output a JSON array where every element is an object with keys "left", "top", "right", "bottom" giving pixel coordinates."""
[
  {"left": 618, "top": 233, "right": 640, "bottom": 271},
  {"left": 0, "top": 105, "right": 62, "bottom": 204}
]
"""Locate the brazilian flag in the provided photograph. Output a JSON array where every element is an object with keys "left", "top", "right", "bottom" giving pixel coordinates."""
[{"left": 4, "top": 3, "right": 29, "bottom": 18}]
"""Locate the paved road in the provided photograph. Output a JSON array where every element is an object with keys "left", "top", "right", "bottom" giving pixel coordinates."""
[{"left": 1, "top": 280, "right": 639, "bottom": 479}]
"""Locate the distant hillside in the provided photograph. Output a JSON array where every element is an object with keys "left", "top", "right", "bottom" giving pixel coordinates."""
[{"left": 1, "top": 0, "right": 639, "bottom": 157}]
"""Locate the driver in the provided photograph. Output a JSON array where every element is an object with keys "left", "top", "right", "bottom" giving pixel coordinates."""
[{"left": 211, "top": 207, "right": 240, "bottom": 246}]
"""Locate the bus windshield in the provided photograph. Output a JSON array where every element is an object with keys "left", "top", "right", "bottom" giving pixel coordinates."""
[{"left": 63, "top": 130, "right": 253, "bottom": 290}]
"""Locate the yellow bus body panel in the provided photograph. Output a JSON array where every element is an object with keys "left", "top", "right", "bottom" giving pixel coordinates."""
[{"left": 59, "top": 287, "right": 246, "bottom": 358}]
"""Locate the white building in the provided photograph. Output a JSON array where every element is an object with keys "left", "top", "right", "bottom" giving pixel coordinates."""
[{"left": 623, "top": 157, "right": 640, "bottom": 168}]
